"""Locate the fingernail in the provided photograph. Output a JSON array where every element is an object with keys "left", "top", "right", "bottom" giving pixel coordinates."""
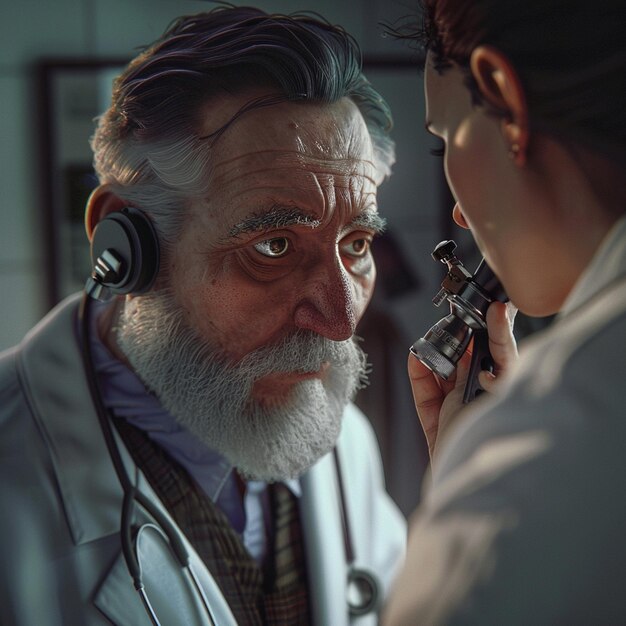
[{"left": 505, "top": 302, "right": 518, "bottom": 327}]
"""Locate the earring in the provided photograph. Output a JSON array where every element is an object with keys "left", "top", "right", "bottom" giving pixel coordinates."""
[{"left": 508, "top": 143, "right": 520, "bottom": 159}]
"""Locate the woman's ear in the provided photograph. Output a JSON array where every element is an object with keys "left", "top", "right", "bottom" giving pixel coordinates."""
[
  {"left": 84, "top": 184, "right": 128, "bottom": 240},
  {"left": 470, "top": 45, "right": 529, "bottom": 166}
]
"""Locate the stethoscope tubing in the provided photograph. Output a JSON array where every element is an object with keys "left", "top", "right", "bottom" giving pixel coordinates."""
[
  {"left": 79, "top": 293, "right": 217, "bottom": 625},
  {"left": 79, "top": 292, "right": 379, "bottom": 620}
]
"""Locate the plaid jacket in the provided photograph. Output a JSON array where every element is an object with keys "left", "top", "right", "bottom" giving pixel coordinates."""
[{"left": 116, "top": 419, "right": 311, "bottom": 625}]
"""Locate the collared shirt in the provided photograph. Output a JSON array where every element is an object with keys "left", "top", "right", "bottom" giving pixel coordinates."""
[{"left": 86, "top": 304, "right": 300, "bottom": 563}]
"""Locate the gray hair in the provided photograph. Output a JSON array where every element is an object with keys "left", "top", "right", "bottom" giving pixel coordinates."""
[{"left": 91, "top": 6, "right": 395, "bottom": 253}]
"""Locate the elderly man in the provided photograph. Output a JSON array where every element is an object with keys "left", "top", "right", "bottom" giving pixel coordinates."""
[{"left": 0, "top": 7, "right": 405, "bottom": 626}]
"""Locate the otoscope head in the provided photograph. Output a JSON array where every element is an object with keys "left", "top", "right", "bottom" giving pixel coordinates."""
[
  {"left": 410, "top": 313, "right": 473, "bottom": 380},
  {"left": 410, "top": 241, "right": 507, "bottom": 380},
  {"left": 432, "top": 239, "right": 458, "bottom": 264}
]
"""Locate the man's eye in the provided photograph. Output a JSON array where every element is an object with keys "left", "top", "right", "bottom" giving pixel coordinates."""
[
  {"left": 253, "top": 237, "right": 290, "bottom": 258},
  {"left": 343, "top": 237, "right": 370, "bottom": 257}
]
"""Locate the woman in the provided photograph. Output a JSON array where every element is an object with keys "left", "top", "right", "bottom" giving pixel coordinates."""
[{"left": 385, "top": 1, "right": 626, "bottom": 624}]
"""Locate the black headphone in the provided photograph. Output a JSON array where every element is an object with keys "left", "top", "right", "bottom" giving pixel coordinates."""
[{"left": 86, "top": 207, "right": 160, "bottom": 301}]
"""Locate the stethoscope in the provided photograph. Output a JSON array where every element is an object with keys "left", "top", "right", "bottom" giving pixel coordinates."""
[
  {"left": 80, "top": 292, "right": 217, "bottom": 625},
  {"left": 332, "top": 449, "right": 382, "bottom": 617},
  {"left": 79, "top": 291, "right": 381, "bottom": 623}
]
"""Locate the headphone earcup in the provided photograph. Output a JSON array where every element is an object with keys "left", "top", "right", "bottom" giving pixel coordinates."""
[{"left": 90, "top": 207, "right": 160, "bottom": 295}]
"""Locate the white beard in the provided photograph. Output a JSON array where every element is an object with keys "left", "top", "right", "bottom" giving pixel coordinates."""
[{"left": 115, "top": 290, "right": 370, "bottom": 481}]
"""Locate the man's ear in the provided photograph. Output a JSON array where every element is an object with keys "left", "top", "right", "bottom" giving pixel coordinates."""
[
  {"left": 470, "top": 45, "right": 529, "bottom": 165},
  {"left": 84, "top": 184, "right": 128, "bottom": 240}
]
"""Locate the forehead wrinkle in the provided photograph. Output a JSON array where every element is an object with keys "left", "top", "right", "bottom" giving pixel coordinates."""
[
  {"left": 217, "top": 167, "right": 329, "bottom": 210},
  {"left": 211, "top": 150, "right": 378, "bottom": 189}
]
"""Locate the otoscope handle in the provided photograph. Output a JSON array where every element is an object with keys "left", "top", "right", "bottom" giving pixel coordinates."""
[{"left": 462, "top": 329, "right": 493, "bottom": 404}]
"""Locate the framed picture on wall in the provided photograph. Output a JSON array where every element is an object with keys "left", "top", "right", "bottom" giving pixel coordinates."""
[{"left": 37, "top": 59, "right": 127, "bottom": 307}]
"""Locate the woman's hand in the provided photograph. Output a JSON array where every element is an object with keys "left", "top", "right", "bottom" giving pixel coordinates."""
[{"left": 409, "top": 301, "right": 518, "bottom": 461}]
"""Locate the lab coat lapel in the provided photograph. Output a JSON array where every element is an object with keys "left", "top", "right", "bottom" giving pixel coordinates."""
[
  {"left": 92, "top": 498, "right": 238, "bottom": 625},
  {"left": 17, "top": 294, "right": 124, "bottom": 544},
  {"left": 300, "top": 449, "right": 350, "bottom": 626},
  {"left": 94, "top": 518, "right": 237, "bottom": 626},
  {"left": 19, "top": 295, "right": 238, "bottom": 625},
  {"left": 93, "top": 551, "right": 153, "bottom": 626}
]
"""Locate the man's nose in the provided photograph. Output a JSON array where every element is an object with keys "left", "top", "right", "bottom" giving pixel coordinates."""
[{"left": 293, "top": 258, "right": 357, "bottom": 342}]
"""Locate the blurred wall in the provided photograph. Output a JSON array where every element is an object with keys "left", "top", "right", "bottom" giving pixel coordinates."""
[{"left": 0, "top": 0, "right": 454, "bottom": 512}]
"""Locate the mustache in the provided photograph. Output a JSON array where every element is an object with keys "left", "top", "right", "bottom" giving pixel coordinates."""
[
  {"left": 118, "top": 289, "right": 370, "bottom": 390},
  {"left": 116, "top": 290, "right": 370, "bottom": 479},
  {"left": 235, "top": 330, "right": 365, "bottom": 377}
]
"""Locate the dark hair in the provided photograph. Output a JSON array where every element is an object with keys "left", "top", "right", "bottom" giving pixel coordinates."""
[
  {"left": 404, "top": 0, "right": 626, "bottom": 165},
  {"left": 92, "top": 6, "right": 394, "bottom": 248}
]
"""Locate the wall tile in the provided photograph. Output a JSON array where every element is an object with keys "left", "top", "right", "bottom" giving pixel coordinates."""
[
  {"left": 92, "top": 0, "right": 230, "bottom": 58},
  {"left": 0, "top": 265, "right": 46, "bottom": 352},
  {"left": 0, "top": 75, "right": 42, "bottom": 266},
  {"left": 366, "top": 68, "right": 440, "bottom": 225},
  {"left": 0, "top": 0, "right": 87, "bottom": 67},
  {"left": 92, "top": 0, "right": 366, "bottom": 58}
]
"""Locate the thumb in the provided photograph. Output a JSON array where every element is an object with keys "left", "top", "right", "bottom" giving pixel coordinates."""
[{"left": 478, "top": 301, "right": 518, "bottom": 392}]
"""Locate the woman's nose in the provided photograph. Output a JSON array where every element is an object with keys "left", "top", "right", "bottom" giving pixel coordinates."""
[{"left": 452, "top": 203, "right": 469, "bottom": 229}]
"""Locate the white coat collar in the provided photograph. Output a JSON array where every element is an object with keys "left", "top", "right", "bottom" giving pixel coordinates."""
[
  {"left": 16, "top": 293, "right": 385, "bottom": 624},
  {"left": 17, "top": 293, "right": 125, "bottom": 545},
  {"left": 17, "top": 293, "right": 321, "bottom": 546},
  {"left": 561, "top": 216, "right": 626, "bottom": 316}
]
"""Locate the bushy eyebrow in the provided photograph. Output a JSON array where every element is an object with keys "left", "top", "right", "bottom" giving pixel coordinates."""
[
  {"left": 228, "top": 205, "right": 386, "bottom": 238},
  {"left": 228, "top": 206, "right": 321, "bottom": 238},
  {"left": 350, "top": 211, "right": 387, "bottom": 234}
]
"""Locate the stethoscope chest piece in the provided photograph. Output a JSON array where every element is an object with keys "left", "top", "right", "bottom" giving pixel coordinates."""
[{"left": 347, "top": 566, "right": 380, "bottom": 616}]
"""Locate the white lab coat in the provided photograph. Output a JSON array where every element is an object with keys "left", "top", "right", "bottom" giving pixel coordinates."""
[
  {"left": 390, "top": 217, "right": 626, "bottom": 625},
  {"left": 0, "top": 294, "right": 406, "bottom": 626}
]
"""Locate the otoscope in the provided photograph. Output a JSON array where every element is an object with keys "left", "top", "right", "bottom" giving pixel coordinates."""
[{"left": 410, "top": 240, "right": 508, "bottom": 404}]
